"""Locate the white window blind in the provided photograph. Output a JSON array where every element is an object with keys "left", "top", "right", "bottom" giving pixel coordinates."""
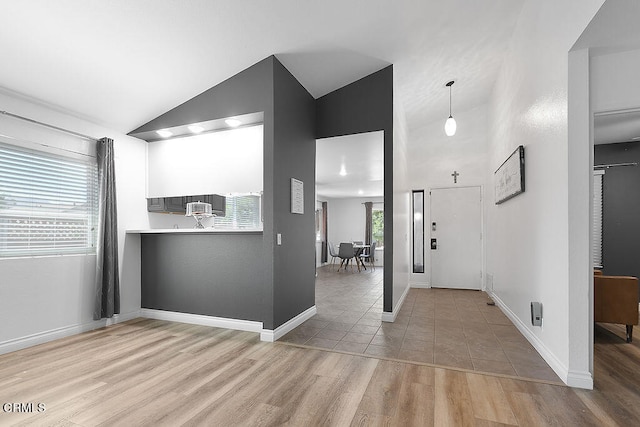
[
  {"left": 0, "top": 141, "right": 98, "bottom": 257},
  {"left": 593, "top": 170, "right": 604, "bottom": 268},
  {"left": 214, "top": 194, "right": 262, "bottom": 230}
]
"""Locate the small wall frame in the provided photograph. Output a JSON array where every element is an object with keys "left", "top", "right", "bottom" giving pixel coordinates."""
[
  {"left": 494, "top": 145, "right": 525, "bottom": 204},
  {"left": 291, "top": 178, "right": 304, "bottom": 214}
]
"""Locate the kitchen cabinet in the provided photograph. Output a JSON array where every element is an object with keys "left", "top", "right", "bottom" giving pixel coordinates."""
[
  {"left": 164, "top": 196, "right": 186, "bottom": 213},
  {"left": 147, "top": 197, "right": 165, "bottom": 212},
  {"left": 147, "top": 194, "right": 226, "bottom": 215}
]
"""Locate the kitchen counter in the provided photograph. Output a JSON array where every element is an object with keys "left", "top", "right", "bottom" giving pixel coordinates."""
[
  {"left": 134, "top": 228, "right": 268, "bottom": 329},
  {"left": 127, "top": 228, "right": 262, "bottom": 234}
]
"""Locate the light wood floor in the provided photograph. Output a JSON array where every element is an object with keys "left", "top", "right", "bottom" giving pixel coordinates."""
[{"left": 0, "top": 318, "right": 638, "bottom": 426}]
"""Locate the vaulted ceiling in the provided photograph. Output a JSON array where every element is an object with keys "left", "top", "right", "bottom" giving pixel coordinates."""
[{"left": 0, "top": 0, "right": 525, "bottom": 135}]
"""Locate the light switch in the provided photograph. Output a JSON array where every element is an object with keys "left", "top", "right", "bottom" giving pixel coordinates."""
[{"left": 277, "top": 233, "right": 282, "bottom": 245}]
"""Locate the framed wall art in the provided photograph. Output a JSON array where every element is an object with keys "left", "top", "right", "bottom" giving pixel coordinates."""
[{"left": 494, "top": 145, "right": 525, "bottom": 204}]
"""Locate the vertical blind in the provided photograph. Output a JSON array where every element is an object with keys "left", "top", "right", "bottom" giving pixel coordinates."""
[
  {"left": 0, "top": 141, "right": 98, "bottom": 257},
  {"left": 593, "top": 170, "right": 604, "bottom": 268}
]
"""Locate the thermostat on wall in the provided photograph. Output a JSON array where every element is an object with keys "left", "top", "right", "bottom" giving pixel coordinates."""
[{"left": 531, "top": 302, "right": 543, "bottom": 326}]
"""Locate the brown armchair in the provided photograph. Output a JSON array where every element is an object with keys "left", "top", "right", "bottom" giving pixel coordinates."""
[{"left": 594, "top": 275, "right": 639, "bottom": 342}]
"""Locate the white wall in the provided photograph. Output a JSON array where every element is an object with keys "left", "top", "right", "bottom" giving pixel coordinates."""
[
  {"left": 486, "top": 0, "right": 604, "bottom": 388},
  {"left": 324, "top": 196, "right": 383, "bottom": 247},
  {"left": 407, "top": 105, "right": 489, "bottom": 287},
  {"left": 0, "top": 89, "right": 148, "bottom": 353},
  {"left": 590, "top": 48, "right": 640, "bottom": 112},
  {"left": 147, "top": 125, "right": 263, "bottom": 198},
  {"left": 392, "top": 93, "right": 411, "bottom": 314}
]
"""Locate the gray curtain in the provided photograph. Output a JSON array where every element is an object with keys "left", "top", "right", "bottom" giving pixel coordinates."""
[
  {"left": 94, "top": 137, "right": 120, "bottom": 320},
  {"left": 364, "top": 202, "right": 373, "bottom": 246}
]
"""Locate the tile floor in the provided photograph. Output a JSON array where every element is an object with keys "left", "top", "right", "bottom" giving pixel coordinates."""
[{"left": 281, "top": 264, "right": 561, "bottom": 383}]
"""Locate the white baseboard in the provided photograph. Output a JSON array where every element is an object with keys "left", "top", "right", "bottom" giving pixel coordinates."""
[
  {"left": 488, "top": 292, "right": 593, "bottom": 389},
  {"left": 411, "top": 282, "right": 431, "bottom": 289},
  {"left": 566, "top": 370, "right": 594, "bottom": 389},
  {"left": 0, "top": 310, "right": 141, "bottom": 356},
  {"left": 141, "top": 307, "right": 317, "bottom": 343},
  {"left": 261, "top": 305, "right": 317, "bottom": 342},
  {"left": 141, "top": 309, "right": 263, "bottom": 334},
  {"left": 381, "top": 284, "right": 410, "bottom": 322}
]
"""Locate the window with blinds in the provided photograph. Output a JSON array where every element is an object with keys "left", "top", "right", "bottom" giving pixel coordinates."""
[
  {"left": 593, "top": 170, "right": 604, "bottom": 269},
  {"left": 214, "top": 194, "right": 262, "bottom": 229},
  {"left": 0, "top": 141, "right": 98, "bottom": 257}
]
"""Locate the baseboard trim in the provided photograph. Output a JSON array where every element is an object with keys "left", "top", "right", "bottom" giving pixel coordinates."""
[
  {"left": 488, "top": 292, "right": 592, "bottom": 389},
  {"left": 0, "top": 310, "right": 141, "bottom": 356},
  {"left": 381, "top": 284, "right": 410, "bottom": 322},
  {"left": 566, "top": 370, "right": 594, "bottom": 389},
  {"left": 261, "top": 305, "right": 317, "bottom": 342},
  {"left": 411, "top": 282, "right": 431, "bottom": 289},
  {"left": 141, "top": 309, "right": 263, "bottom": 334}
]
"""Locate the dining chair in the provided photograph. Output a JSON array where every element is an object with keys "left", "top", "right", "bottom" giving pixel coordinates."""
[
  {"left": 328, "top": 241, "right": 339, "bottom": 266},
  {"left": 359, "top": 241, "right": 376, "bottom": 270},
  {"left": 337, "top": 242, "right": 356, "bottom": 272}
]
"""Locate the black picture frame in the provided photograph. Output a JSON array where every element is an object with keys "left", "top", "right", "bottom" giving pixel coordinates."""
[{"left": 494, "top": 145, "right": 525, "bottom": 205}]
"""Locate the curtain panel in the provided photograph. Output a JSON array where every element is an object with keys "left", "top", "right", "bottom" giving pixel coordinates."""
[
  {"left": 94, "top": 137, "right": 120, "bottom": 320},
  {"left": 364, "top": 202, "right": 373, "bottom": 246}
]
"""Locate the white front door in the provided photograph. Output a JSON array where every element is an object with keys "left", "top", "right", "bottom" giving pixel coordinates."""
[{"left": 430, "top": 187, "right": 482, "bottom": 290}]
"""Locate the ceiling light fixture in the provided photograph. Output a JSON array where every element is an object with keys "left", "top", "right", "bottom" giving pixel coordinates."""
[
  {"left": 225, "top": 118, "right": 241, "bottom": 128},
  {"left": 358, "top": 189, "right": 364, "bottom": 195},
  {"left": 444, "top": 80, "right": 457, "bottom": 137},
  {"left": 156, "top": 129, "right": 173, "bottom": 138},
  {"left": 188, "top": 125, "right": 204, "bottom": 134},
  {"left": 632, "top": 136, "right": 640, "bottom": 141},
  {"left": 339, "top": 165, "right": 347, "bottom": 176}
]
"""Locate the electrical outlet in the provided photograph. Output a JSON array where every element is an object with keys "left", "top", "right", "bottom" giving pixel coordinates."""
[{"left": 277, "top": 233, "right": 282, "bottom": 245}]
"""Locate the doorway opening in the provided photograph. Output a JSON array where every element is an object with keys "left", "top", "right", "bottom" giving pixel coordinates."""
[
  {"left": 571, "top": 0, "right": 640, "bottom": 389},
  {"left": 285, "top": 130, "right": 386, "bottom": 350}
]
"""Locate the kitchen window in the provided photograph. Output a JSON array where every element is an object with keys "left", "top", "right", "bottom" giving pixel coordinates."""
[{"left": 214, "top": 193, "right": 262, "bottom": 230}]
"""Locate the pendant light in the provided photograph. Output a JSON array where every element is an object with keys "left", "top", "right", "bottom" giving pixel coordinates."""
[{"left": 444, "top": 80, "right": 457, "bottom": 136}]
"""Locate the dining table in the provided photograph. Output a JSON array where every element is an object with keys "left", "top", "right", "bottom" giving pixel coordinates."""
[{"left": 353, "top": 244, "right": 371, "bottom": 271}]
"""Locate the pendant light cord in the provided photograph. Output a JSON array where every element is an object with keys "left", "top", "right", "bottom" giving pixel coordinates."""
[{"left": 446, "top": 80, "right": 454, "bottom": 118}]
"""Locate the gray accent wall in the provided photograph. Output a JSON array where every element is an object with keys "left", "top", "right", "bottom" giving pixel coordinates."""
[
  {"left": 594, "top": 141, "right": 640, "bottom": 299},
  {"left": 131, "top": 56, "right": 316, "bottom": 329},
  {"left": 129, "top": 57, "right": 274, "bottom": 135},
  {"left": 131, "top": 57, "right": 392, "bottom": 328},
  {"left": 316, "top": 65, "right": 394, "bottom": 312},
  {"left": 141, "top": 233, "right": 267, "bottom": 321},
  {"left": 272, "top": 59, "right": 317, "bottom": 327}
]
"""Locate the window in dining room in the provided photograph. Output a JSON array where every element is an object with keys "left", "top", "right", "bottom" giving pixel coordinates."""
[{"left": 372, "top": 208, "right": 384, "bottom": 247}]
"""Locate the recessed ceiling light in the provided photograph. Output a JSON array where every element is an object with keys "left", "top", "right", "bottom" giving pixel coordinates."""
[
  {"left": 156, "top": 129, "right": 173, "bottom": 138},
  {"left": 339, "top": 165, "right": 347, "bottom": 176},
  {"left": 225, "top": 118, "right": 241, "bottom": 128},
  {"left": 358, "top": 190, "right": 364, "bottom": 195},
  {"left": 188, "top": 125, "right": 204, "bottom": 134}
]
